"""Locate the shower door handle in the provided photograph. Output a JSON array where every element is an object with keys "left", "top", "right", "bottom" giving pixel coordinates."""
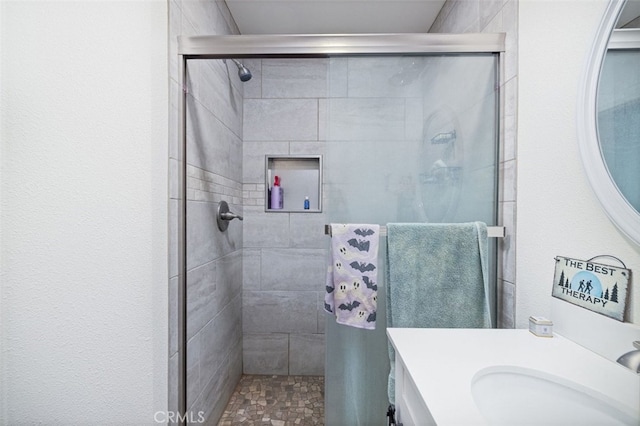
[{"left": 217, "top": 200, "right": 243, "bottom": 232}]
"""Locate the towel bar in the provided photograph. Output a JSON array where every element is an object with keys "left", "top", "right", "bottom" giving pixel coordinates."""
[{"left": 324, "top": 224, "right": 505, "bottom": 238}]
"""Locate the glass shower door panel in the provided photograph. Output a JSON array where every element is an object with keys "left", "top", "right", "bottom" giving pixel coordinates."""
[{"left": 324, "top": 54, "right": 498, "bottom": 425}]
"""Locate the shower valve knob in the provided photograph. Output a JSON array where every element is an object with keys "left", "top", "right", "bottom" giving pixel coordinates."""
[
  {"left": 221, "top": 212, "right": 243, "bottom": 221},
  {"left": 217, "top": 200, "right": 243, "bottom": 232}
]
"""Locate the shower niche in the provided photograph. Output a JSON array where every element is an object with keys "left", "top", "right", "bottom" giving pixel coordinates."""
[{"left": 265, "top": 155, "right": 322, "bottom": 212}]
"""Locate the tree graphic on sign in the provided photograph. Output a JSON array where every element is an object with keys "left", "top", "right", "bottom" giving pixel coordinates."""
[
  {"left": 557, "top": 270, "right": 565, "bottom": 287},
  {"left": 611, "top": 283, "right": 619, "bottom": 303}
]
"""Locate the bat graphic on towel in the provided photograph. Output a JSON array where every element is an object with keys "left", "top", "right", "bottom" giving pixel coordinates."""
[
  {"left": 347, "top": 238, "right": 370, "bottom": 252},
  {"left": 350, "top": 261, "right": 376, "bottom": 273},
  {"left": 355, "top": 228, "right": 375, "bottom": 237},
  {"left": 363, "top": 276, "right": 377, "bottom": 291},
  {"left": 338, "top": 301, "right": 361, "bottom": 311}
]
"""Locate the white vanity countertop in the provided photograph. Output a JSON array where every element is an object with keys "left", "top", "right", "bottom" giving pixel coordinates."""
[{"left": 387, "top": 328, "right": 640, "bottom": 425}]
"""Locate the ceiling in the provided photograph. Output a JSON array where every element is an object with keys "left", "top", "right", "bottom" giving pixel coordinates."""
[
  {"left": 225, "top": 0, "right": 640, "bottom": 35},
  {"left": 224, "top": 0, "right": 447, "bottom": 35}
]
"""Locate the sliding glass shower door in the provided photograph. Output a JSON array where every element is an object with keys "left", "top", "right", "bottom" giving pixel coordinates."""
[{"left": 323, "top": 54, "right": 499, "bottom": 425}]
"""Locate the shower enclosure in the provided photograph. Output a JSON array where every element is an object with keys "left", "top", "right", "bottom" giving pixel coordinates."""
[{"left": 177, "top": 34, "right": 504, "bottom": 425}]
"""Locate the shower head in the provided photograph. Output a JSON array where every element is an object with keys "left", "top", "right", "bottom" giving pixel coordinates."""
[{"left": 231, "top": 59, "right": 252, "bottom": 82}]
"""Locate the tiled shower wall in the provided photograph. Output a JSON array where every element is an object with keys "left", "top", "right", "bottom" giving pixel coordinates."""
[
  {"left": 431, "top": 0, "right": 519, "bottom": 329},
  {"left": 241, "top": 59, "right": 328, "bottom": 376},
  {"left": 168, "top": 1, "right": 243, "bottom": 424}
]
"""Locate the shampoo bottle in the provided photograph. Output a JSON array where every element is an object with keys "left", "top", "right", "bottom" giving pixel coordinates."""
[{"left": 271, "top": 175, "right": 283, "bottom": 209}]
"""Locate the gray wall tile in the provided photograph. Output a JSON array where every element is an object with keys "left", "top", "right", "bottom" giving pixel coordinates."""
[
  {"left": 498, "top": 280, "right": 515, "bottom": 329},
  {"left": 289, "top": 141, "right": 326, "bottom": 156},
  {"left": 318, "top": 99, "right": 327, "bottom": 141},
  {"left": 187, "top": 100, "right": 242, "bottom": 181},
  {"left": 187, "top": 61, "right": 243, "bottom": 139},
  {"left": 200, "top": 294, "right": 242, "bottom": 389},
  {"left": 261, "top": 249, "right": 326, "bottom": 291},
  {"left": 289, "top": 213, "right": 327, "bottom": 249},
  {"left": 503, "top": 77, "right": 518, "bottom": 161},
  {"left": 347, "top": 57, "right": 423, "bottom": 99},
  {"left": 499, "top": 201, "right": 516, "bottom": 284},
  {"left": 182, "top": 0, "right": 234, "bottom": 37},
  {"left": 262, "top": 59, "right": 328, "bottom": 99},
  {"left": 243, "top": 248, "right": 262, "bottom": 290},
  {"left": 243, "top": 333, "right": 289, "bottom": 375},
  {"left": 187, "top": 333, "right": 201, "bottom": 408},
  {"left": 325, "top": 98, "right": 405, "bottom": 141},
  {"left": 479, "top": 0, "right": 505, "bottom": 31},
  {"left": 214, "top": 251, "right": 243, "bottom": 312},
  {"left": 243, "top": 141, "right": 289, "bottom": 184},
  {"left": 243, "top": 291, "right": 317, "bottom": 333},
  {"left": 192, "top": 344, "right": 242, "bottom": 424},
  {"left": 289, "top": 334, "right": 325, "bottom": 375},
  {"left": 328, "top": 58, "right": 348, "bottom": 98},
  {"left": 187, "top": 260, "right": 216, "bottom": 339},
  {"left": 213, "top": 0, "right": 240, "bottom": 37},
  {"left": 405, "top": 98, "right": 424, "bottom": 141},
  {"left": 244, "top": 99, "right": 318, "bottom": 141},
  {"left": 501, "top": 159, "right": 516, "bottom": 202},
  {"left": 242, "top": 206, "right": 290, "bottom": 248},
  {"left": 317, "top": 292, "right": 327, "bottom": 334}
]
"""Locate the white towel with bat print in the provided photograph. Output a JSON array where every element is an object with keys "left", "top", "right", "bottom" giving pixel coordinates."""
[{"left": 324, "top": 224, "right": 380, "bottom": 330}]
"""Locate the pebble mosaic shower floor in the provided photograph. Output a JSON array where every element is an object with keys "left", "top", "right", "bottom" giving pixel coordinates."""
[{"left": 217, "top": 375, "right": 324, "bottom": 425}]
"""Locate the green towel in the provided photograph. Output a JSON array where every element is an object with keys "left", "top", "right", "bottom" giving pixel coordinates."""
[{"left": 386, "top": 222, "right": 492, "bottom": 404}]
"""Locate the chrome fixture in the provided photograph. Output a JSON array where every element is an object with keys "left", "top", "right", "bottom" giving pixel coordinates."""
[
  {"left": 230, "top": 58, "right": 252, "bottom": 82},
  {"left": 431, "top": 130, "right": 456, "bottom": 145},
  {"left": 616, "top": 341, "right": 640, "bottom": 373},
  {"left": 216, "top": 200, "right": 243, "bottom": 232}
]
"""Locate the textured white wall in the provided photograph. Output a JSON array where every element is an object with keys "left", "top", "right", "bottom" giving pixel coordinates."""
[
  {"left": 517, "top": 0, "right": 640, "bottom": 327},
  {"left": 1, "top": 1, "right": 169, "bottom": 423}
]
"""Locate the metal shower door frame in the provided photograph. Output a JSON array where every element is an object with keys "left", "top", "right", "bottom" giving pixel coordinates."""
[{"left": 175, "top": 32, "right": 505, "bottom": 422}]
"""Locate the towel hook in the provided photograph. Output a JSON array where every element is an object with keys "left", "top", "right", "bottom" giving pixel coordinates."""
[{"left": 217, "top": 200, "right": 243, "bottom": 232}]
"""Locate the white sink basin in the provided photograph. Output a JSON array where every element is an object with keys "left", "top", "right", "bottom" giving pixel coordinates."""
[{"left": 472, "top": 365, "right": 639, "bottom": 425}]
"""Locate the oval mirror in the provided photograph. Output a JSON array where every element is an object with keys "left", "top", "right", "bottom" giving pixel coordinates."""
[{"left": 578, "top": 0, "right": 640, "bottom": 245}]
